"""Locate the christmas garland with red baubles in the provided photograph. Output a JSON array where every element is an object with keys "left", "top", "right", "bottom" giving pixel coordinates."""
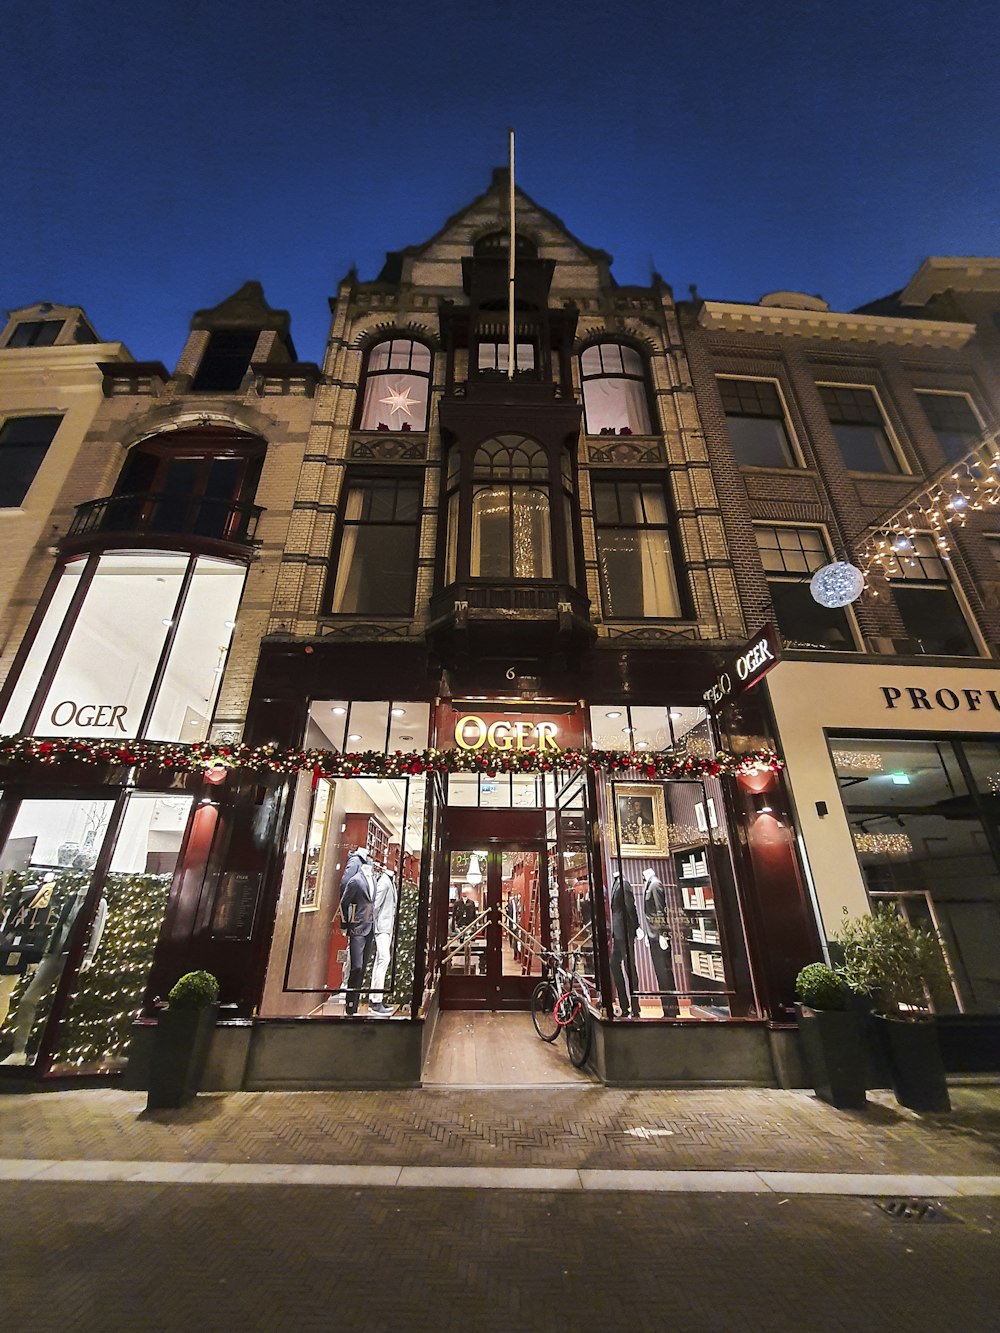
[{"left": 0, "top": 734, "right": 783, "bottom": 781}]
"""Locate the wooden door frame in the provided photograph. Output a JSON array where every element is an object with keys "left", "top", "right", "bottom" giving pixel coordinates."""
[{"left": 439, "top": 838, "right": 548, "bottom": 1011}]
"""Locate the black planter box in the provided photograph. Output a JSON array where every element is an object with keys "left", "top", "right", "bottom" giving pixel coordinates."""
[
  {"left": 146, "top": 1004, "right": 219, "bottom": 1110},
  {"left": 795, "top": 1004, "right": 868, "bottom": 1109},
  {"left": 874, "top": 1015, "right": 951, "bottom": 1114}
]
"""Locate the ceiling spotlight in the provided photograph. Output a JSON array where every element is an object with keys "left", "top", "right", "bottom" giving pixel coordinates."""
[
  {"left": 332, "top": 707, "right": 346, "bottom": 715},
  {"left": 161, "top": 619, "right": 173, "bottom": 627},
  {"left": 391, "top": 707, "right": 405, "bottom": 716},
  {"left": 224, "top": 620, "right": 236, "bottom": 630},
  {"left": 348, "top": 733, "right": 362, "bottom": 742},
  {"left": 670, "top": 710, "right": 682, "bottom": 719},
  {"left": 605, "top": 710, "right": 622, "bottom": 719}
]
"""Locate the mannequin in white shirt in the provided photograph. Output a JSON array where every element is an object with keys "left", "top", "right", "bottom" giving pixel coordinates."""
[{"left": 368, "top": 867, "right": 397, "bottom": 1016}]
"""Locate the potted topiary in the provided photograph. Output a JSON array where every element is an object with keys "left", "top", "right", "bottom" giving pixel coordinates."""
[
  {"left": 146, "top": 970, "right": 220, "bottom": 1111},
  {"left": 794, "top": 962, "right": 867, "bottom": 1109},
  {"left": 837, "top": 906, "right": 951, "bottom": 1113}
]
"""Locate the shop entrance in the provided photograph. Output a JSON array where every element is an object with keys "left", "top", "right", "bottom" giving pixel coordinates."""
[{"left": 440, "top": 842, "right": 546, "bottom": 1010}]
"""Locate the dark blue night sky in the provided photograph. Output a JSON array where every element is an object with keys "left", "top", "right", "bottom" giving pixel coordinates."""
[{"left": 5, "top": 1, "right": 999, "bottom": 365}]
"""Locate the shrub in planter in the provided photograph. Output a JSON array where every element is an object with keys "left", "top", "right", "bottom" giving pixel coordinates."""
[
  {"left": 837, "top": 907, "right": 951, "bottom": 1113},
  {"left": 793, "top": 963, "right": 867, "bottom": 1109},
  {"left": 146, "top": 971, "right": 220, "bottom": 1111}
]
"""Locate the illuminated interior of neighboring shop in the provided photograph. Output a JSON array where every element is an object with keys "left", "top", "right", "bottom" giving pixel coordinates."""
[
  {"left": 261, "top": 700, "right": 428, "bottom": 1021},
  {"left": 831, "top": 735, "right": 1000, "bottom": 1014},
  {"left": 0, "top": 792, "right": 192, "bottom": 1072},
  {"left": 0, "top": 554, "right": 244, "bottom": 742}
]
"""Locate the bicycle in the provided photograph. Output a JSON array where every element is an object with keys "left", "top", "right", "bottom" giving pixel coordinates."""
[{"left": 530, "top": 950, "right": 594, "bottom": 1069}]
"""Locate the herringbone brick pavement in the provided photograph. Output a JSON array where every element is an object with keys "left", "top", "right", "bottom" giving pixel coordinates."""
[
  {"left": 1, "top": 1085, "right": 998, "bottom": 1174},
  {"left": 1, "top": 1182, "right": 998, "bottom": 1332}
]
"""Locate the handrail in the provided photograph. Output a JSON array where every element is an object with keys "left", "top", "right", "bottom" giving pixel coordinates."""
[{"left": 64, "top": 491, "right": 263, "bottom": 545}]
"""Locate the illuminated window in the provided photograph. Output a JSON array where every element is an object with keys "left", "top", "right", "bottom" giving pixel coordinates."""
[
  {"left": 580, "top": 344, "right": 652, "bottom": 435},
  {"left": 358, "top": 338, "right": 431, "bottom": 432}
]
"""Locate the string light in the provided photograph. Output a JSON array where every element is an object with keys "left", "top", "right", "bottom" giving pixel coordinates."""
[
  {"left": 832, "top": 750, "right": 884, "bottom": 772},
  {"left": 857, "top": 428, "right": 1000, "bottom": 590},
  {"left": 0, "top": 734, "right": 785, "bottom": 782},
  {"left": 853, "top": 831, "right": 913, "bottom": 856}
]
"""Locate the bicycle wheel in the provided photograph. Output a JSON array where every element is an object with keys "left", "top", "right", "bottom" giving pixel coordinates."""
[
  {"left": 530, "top": 980, "right": 561, "bottom": 1043},
  {"left": 565, "top": 1004, "right": 593, "bottom": 1068}
]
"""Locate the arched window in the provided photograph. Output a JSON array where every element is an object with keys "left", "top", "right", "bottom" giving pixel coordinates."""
[
  {"left": 111, "top": 427, "right": 264, "bottom": 540},
  {"left": 465, "top": 435, "right": 552, "bottom": 580},
  {"left": 579, "top": 343, "right": 652, "bottom": 435},
  {"left": 358, "top": 338, "right": 432, "bottom": 432}
]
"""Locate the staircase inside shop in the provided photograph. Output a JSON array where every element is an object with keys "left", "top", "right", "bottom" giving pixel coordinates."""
[{"left": 422, "top": 1011, "right": 595, "bottom": 1087}]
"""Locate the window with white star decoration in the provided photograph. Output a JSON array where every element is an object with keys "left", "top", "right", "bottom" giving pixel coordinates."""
[{"left": 359, "top": 338, "right": 431, "bottom": 431}]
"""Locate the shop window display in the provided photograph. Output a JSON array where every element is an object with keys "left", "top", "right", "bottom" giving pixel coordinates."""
[
  {"left": 0, "top": 793, "right": 191, "bottom": 1071},
  {"left": 603, "top": 775, "right": 733, "bottom": 1020},
  {"left": 262, "top": 702, "right": 427, "bottom": 1021},
  {"left": 832, "top": 736, "right": 1000, "bottom": 1013}
]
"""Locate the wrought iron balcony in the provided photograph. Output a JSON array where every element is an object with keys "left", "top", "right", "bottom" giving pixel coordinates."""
[
  {"left": 427, "top": 579, "right": 596, "bottom": 663},
  {"left": 61, "top": 491, "right": 263, "bottom": 556}
]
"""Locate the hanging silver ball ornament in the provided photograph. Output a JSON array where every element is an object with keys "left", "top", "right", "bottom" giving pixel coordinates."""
[{"left": 810, "top": 561, "right": 865, "bottom": 608}]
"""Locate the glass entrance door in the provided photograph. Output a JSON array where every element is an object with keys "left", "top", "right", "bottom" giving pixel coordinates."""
[{"left": 441, "top": 844, "right": 546, "bottom": 1009}]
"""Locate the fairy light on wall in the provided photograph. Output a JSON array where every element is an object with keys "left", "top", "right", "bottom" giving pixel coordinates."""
[
  {"left": 853, "top": 831, "right": 914, "bottom": 856},
  {"left": 832, "top": 750, "right": 884, "bottom": 772}
]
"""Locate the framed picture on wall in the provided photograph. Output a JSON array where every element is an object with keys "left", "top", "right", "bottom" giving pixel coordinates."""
[{"left": 615, "top": 784, "right": 668, "bottom": 856}]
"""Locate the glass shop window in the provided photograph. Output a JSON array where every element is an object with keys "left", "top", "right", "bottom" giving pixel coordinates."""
[
  {"left": 260, "top": 773, "right": 426, "bottom": 1021},
  {"left": 830, "top": 735, "right": 1000, "bottom": 1013},
  {"left": 1, "top": 554, "right": 245, "bottom": 741},
  {"left": 600, "top": 775, "right": 735, "bottom": 1021},
  {"left": 304, "top": 700, "right": 431, "bottom": 754},
  {"left": 0, "top": 792, "right": 192, "bottom": 1072},
  {"left": 588, "top": 704, "right": 711, "bottom": 754}
]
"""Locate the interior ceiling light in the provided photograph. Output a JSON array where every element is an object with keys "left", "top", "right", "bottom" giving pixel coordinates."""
[
  {"left": 391, "top": 707, "right": 405, "bottom": 716},
  {"left": 348, "top": 733, "right": 362, "bottom": 742},
  {"left": 332, "top": 707, "right": 346, "bottom": 715},
  {"left": 605, "top": 710, "right": 622, "bottom": 719}
]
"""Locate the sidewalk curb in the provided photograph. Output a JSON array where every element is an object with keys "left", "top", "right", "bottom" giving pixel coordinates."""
[{"left": 2, "top": 1158, "right": 999, "bottom": 1195}]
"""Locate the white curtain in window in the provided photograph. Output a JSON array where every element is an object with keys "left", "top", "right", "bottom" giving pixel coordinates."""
[
  {"left": 331, "top": 489, "right": 364, "bottom": 611},
  {"left": 626, "top": 488, "right": 679, "bottom": 616},
  {"left": 582, "top": 378, "right": 651, "bottom": 433}
]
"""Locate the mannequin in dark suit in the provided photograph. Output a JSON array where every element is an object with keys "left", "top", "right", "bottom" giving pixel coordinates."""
[
  {"left": 610, "top": 873, "right": 643, "bottom": 1018},
  {"left": 641, "top": 867, "right": 678, "bottom": 1017},
  {"left": 340, "top": 850, "right": 376, "bottom": 1016}
]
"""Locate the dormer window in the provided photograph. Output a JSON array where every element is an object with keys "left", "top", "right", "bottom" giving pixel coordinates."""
[
  {"left": 580, "top": 343, "right": 652, "bottom": 435},
  {"left": 192, "top": 330, "right": 260, "bottom": 392},
  {"left": 7, "top": 319, "right": 64, "bottom": 348},
  {"left": 358, "top": 338, "right": 432, "bottom": 431}
]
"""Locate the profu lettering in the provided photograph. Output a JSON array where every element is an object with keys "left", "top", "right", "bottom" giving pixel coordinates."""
[{"left": 881, "top": 686, "right": 1000, "bottom": 713}]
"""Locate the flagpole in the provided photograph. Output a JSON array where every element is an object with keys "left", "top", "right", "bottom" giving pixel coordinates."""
[{"left": 507, "top": 127, "right": 515, "bottom": 381}]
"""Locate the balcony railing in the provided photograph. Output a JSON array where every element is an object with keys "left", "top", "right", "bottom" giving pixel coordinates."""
[{"left": 63, "top": 492, "right": 263, "bottom": 549}]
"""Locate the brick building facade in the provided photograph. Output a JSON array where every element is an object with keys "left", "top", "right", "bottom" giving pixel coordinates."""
[{"left": 0, "top": 176, "right": 997, "bottom": 1088}]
